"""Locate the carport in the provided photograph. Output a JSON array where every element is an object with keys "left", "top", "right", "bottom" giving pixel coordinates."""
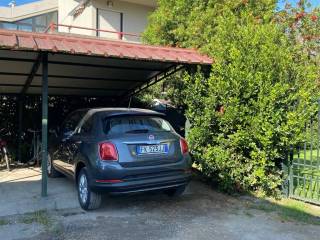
[{"left": 0, "top": 28, "right": 212, "bottom": 197}]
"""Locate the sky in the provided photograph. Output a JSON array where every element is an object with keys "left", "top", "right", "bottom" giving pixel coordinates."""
[
  {"left": 0, "top": 0, "right": 40, "bottom": 6},
  {"left": 0, "top": 0, "right": 319, "bottom": 8},
  {"left": 278, "top": 0, "right": 320, "bottom": 9}
]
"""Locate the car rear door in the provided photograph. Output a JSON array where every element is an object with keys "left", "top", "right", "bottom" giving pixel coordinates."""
[{"left": 53, "top": 110, "right": 86, "bottom": 175}]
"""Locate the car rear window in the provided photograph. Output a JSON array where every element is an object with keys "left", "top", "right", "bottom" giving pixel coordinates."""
[{"left": 104, "top": 116, "right": 173, "bottom": 135}]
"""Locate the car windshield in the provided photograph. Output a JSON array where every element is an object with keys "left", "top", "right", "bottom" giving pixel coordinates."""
[{"left": 104, "top": 116, "right": 173, "bottom": 135}]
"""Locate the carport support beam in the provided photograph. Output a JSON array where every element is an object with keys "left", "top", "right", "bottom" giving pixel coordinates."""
[
  {"left": 41, "top": 53, "right": 48, "bottom": 197},
  {"left": 17, "top": 97, "right": 23, "bottom": 163}
]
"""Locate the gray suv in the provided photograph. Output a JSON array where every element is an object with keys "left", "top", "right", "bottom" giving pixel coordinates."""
[{"left": 48, "top": 108, "right": 192, "bottom": 210}]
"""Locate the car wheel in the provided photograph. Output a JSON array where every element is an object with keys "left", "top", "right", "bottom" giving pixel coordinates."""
[
  {"left": 77, "top": 168, "right": 102, "bottom": 210},
  {"left": 165, "top": 185, "right": 186, "bottom": 197},
  {"left": 47, "top": 154, "right": 61, "bottom": 178}
]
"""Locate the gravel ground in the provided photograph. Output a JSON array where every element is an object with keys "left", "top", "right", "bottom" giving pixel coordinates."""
[{"left": 0, "top": 180, "right": 319, "bottom": 240}]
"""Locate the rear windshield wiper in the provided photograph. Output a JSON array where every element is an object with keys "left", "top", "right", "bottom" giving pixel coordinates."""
[{"left": 125, "top": 129, "right": 149, "bottom": 134}]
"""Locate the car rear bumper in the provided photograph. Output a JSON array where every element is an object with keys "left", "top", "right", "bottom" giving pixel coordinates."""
[{"left": 90, "top": 173, "right": 192, "bottom": 194}]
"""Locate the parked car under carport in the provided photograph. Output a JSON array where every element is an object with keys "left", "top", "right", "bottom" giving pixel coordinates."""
[
  {"left": 47, "top": 108, "right": 192, "bottom": 210},
  {"left": 0, "top": 28, "right": 212, "bottom": 198}
]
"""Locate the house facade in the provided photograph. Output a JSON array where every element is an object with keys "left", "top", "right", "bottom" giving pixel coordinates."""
[{"left": 0, "top": 0, "right": 156, "bottom": 42}]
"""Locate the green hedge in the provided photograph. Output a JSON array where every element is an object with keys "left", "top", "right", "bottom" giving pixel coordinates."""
[{"left": 142, "top": 0, "right": 320, "bottom": 196}]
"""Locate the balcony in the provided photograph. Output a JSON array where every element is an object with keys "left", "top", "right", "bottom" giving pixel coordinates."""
[{"left": 45, "top": 23, "right": 142, "bottom": 43}]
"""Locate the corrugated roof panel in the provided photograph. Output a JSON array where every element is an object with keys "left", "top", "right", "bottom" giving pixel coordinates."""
[
  {"left": 64, "top": 39, "right": 85, "bottom": 54},
  {"left": 0, "top": 33, "right": 17, "bottom": 48},
  {"left": 17, "top": 35, "right": 37, "bottom": 50},
  {"left": 127, "top": 46, "right": 150, "bottom": 59},
  {"left": 50, "top": 38, "right": 69, "bottom": 52},
  {"left": 0, "top": 29, "right": 213, "bottom": 65},
  {"left": 110, "top": 43, "right": 132, "bottom": 58},
  {"left": 96, "top": 43, "right": 120, "bottom": 57},
  {"left": 33, "top": 36, "right": 53, "bottom": 50}
]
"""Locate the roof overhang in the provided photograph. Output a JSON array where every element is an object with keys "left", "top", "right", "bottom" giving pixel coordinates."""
[
  {"left": 119, "top": 0, "right": 157, "bottom": 8},
  {"left": 0, "top": 29, "right": 212, "bottom": 98}
]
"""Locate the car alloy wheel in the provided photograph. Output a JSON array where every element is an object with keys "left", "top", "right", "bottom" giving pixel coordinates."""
[
  {"left": 77, "top": 168, "right": 102, "bottom": 210},
  {"left": 79, "top": 173, "right": 88, "bottom": 204},
  {"left": 47, "top": 154, "right": 52, "bottom": 175}
]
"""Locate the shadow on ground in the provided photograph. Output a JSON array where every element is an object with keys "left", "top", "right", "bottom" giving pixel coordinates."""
[{"left": 0, "top": 168, "right": 319, "bottom": 240}]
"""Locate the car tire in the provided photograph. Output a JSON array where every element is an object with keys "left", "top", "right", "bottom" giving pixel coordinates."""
[
  {"left": 47, "top": 153, "right": 61, "bottom": 178},
  {"left": 77, "top": 168, "right": 102, "bottom": 210},
  {"left": 165, "top": 185, "right": 186, "bottom": 197}
]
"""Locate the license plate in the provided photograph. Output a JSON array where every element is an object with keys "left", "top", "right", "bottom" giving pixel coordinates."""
[{"left": 137, "top": 144, "right": 169, "bottom": 155}]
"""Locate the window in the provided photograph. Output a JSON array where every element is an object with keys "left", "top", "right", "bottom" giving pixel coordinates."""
[
  {"left": 104, "top": 116, "right": 173, "bottom": 135},
  {"left": 18, "top": 18, "right": 32, "bottom": 25},
  {"left": 34, "top": 15, "right": 47, "bottom": 26},
  {"left": 47, "top": 12, "right": 58, "bottom": 25},
  {"left": 0, "top": 11, "right": 58, "bottom": 33},
  {"left": 18, "top": 25, "right": 32, "bottom": 32},
  {"left": 97, "top": 9, "right": 123, "bottom": 39},
  {"left": 62, "top": 111, "right": 86, "bottom": 134},
  {"left": 35, "top": 26, "right": 46, "bottom": 32},
  {"left": 80, "top": 116, "right": 93, "bottom": 135},
  {"left": 1, "top": 23, "right": 17, "bottom": 30}
]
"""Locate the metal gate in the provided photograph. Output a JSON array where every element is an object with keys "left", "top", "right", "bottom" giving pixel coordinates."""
[{"left": 287, "top": 100, "right": 320, "bottom": 204}]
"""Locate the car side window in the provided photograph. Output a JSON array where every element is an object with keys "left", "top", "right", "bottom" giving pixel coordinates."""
[
  {"left": 79, "top": 116, "right": 93, "bottom": 135},
  {"left": 62, "top": 111, "right": 85, "bottom": 134}
]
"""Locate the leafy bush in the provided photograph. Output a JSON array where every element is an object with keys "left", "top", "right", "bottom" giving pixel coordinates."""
[{"left": 143, "top": 1, "right": 319, "bottom": 196}]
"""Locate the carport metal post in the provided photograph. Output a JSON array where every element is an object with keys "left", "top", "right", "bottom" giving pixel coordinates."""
[
  {"left": 17, "top": 97, "right": 23, "bottom": 163},
  {"left": 41, "top": 52, "right": 48, "bottom": 197}
]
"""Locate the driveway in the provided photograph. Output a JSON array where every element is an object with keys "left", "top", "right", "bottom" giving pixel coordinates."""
[
  {"left": 0, "top": 168, "right": 319, "bottom": 240},
  {"left": 0, "top": 168, "right": 78, "bottom": 217}
]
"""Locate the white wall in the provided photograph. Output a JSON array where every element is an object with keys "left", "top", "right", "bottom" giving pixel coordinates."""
[
  {"left": 58, "top": 0, "right": 154, "bottom": 42},
  {"left": 58, "top": 0, "right": 96, "bottom": 36}
]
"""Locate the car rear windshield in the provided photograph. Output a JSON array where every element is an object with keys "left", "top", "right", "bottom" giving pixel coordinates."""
[{"left": 104, "top": 115, "right": 173, "bottom": 135}]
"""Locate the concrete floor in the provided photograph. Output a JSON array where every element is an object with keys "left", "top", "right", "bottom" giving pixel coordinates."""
[
  {"left": 0, "top": 168, "right": 319, "bottom": 240},
  {"left": 0, "top": 167, "right": 78, "bottom": 217}
]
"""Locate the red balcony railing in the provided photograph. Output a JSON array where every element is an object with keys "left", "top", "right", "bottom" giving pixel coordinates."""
[{"left": 44, "top": 22, "right": 141, "bottom": 41}]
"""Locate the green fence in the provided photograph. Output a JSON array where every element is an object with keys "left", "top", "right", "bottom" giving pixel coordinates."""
[{"left": 287, "top": 102, "right": 320, "bottom": 204}]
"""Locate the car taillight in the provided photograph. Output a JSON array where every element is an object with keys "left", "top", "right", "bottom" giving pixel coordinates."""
[
  {"left": 99, "top": 142, "right": 118, "bottom": 161},
  {"left": 180, "top": 138, "right": 189, "bottom": 154}
]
